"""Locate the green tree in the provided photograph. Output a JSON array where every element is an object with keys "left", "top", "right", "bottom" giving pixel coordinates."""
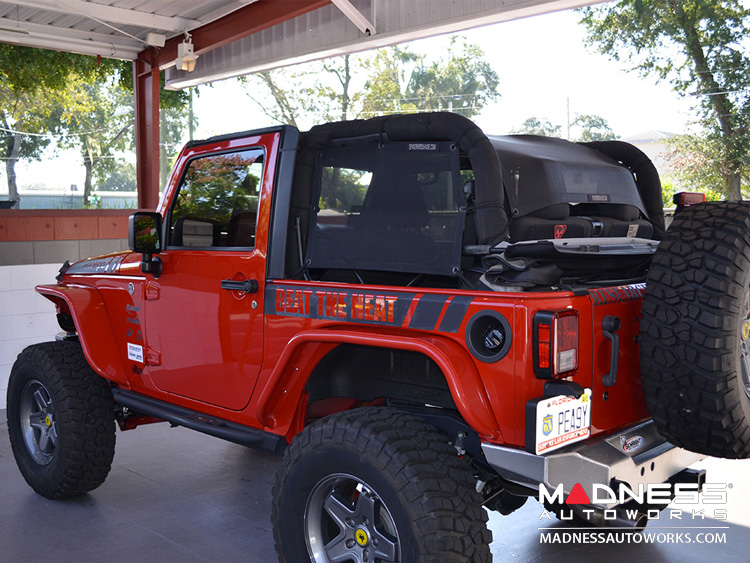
[
  {"left": 512, "top": 117, "right": 562, "bottom": 137},
  {"left": 244, "top": 69, "right": 303, "bottom": 128},
  {"left": 579, "top": 1, "right": 750, "bottom": 200},
  {"left": 58, "top": 75, "right": 134, "bottom": 205},
  {"left": 0, "top": 48, "right": 191, "bottom": 208},
  {"left": 1, "top": 89, "right": 54, "bottom": 203},
  {"left": 173, "top": 152, "right": 260, "bottom": 225},
  {"left": 243, "top": 37, "right": 499, "bottom": 127},
  {"left": 242, "top": 57, "right": 358, "bottom": 127},
  {"left": 360, "top": 48, "right": 419, "bottom": 117},
  {"left": 0, "top": 45, "right": 114, "bottom": 207},
  {"left": 400, "top": 37, "right": 499, "bottom": 118},
  {"left": 665, "top": 132, "right": 748, "bottom": 198},
  {"left": 159, "top": 98, "right": 196, "bottom": 191},
  {"left": 571, "top": 114, "right": 618, "bottom": 141},
  {"left": 70, "top": 64, "right": 191, "bottom": 202},
  {"left": 96, "top": 160, "right": 136, "bottom": 192}
]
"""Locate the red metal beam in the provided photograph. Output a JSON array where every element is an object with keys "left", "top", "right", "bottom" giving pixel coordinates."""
[
  {"left": 133, "top": 58, "right": 161, "bottom": 210},
  {"left": 151, "top": 0, "right": 331, "bottom": 70}
]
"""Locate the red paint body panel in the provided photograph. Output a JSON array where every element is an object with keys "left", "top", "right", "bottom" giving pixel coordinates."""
[
  {"left": 37, "top": 283, "right": 133, "bottom": 386},
  {"left": 41, "top": 128, "right": 652, "bottom": 450}
]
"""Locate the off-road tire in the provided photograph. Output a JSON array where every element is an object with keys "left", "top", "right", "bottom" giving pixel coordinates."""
[
  {"left": 7, "top": 341, "right": 116, "bottom": 498},
  {"left": 641, "top": 201, "right": 750, "bottom": 458},
  {"left": 272, "top": 407, "right": 491, "bottom": 563}
]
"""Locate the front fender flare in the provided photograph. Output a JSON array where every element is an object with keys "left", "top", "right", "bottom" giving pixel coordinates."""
[
  {"left": 37, "top": 284, "right": 129, "bottom": 386},
  {"left": 255, "top": 329, "right": 501, "bottom": 442}
]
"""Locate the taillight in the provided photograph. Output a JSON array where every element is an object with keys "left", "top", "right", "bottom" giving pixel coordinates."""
[
  {"left": 533, "top": 310, "right": 578, "bottom": 379},
  {"left": 673, "top": 191, "right": 705, "bottom": 210}
]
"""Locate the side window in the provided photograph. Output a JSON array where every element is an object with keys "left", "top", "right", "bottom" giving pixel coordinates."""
[{"left": 169, "top": 149, "right": 264, "bottom": 248}]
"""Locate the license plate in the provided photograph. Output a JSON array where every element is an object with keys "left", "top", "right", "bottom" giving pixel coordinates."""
[{"left": 534, "top": 389, "right": 592, "bottom": 455}]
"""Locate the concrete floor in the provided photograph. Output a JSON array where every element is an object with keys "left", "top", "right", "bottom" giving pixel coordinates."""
[{"left": 2, "top": 411, "right": 749, "bottom": 563}]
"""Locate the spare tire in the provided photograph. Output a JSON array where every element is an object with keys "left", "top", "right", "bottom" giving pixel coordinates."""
[{"left": 641, "top": 201, "right": 750, "bottom": 459}]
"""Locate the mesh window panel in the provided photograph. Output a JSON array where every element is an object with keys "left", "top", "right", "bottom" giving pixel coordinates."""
[{"left": 306, "top": 141, "right": 464, "bottom": 276}]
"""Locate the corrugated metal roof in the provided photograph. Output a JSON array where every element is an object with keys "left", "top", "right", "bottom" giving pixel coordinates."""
[
  {"left": 165, "top": 0, "right": 599, "bottom": 89},
  {"left": 1, "top": 0, "right": 603, "bottom": 88},
  {"left": 0, "top": 0, "right": 249, "bottom": 60}
]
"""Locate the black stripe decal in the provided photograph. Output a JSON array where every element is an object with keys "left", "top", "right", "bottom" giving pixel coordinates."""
[
  {"left": 409, "top": 294, "right": 448, "bottom": 330},
  {"left": 438, "top": 295, "right": 474, "bottom": 333}
]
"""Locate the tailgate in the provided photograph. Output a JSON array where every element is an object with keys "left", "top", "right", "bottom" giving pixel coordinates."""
[{"left": 587, "top": 284, "right": 650, "bottom": 432}]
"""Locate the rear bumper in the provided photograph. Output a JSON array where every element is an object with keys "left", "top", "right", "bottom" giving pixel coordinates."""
[{"left": 481, "top": 419, "right": 704, "bottom": 509}]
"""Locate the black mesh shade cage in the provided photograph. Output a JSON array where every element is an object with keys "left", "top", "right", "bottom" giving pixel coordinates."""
[{"left": 305, "top": 140, "right": 465, "bottom": 276}]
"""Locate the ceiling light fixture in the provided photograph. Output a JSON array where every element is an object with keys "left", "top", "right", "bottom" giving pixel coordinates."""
[{"left": 175, "top": 31, "right": 198, "bottom": 72}]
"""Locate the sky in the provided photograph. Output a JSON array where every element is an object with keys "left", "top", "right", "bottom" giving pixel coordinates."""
[
  {"left": 189, "top": 8, "right": 698, "bottom": 141},
  {"left": 6, "top": 7, "right": 700, "bottom": 193},
  {"left": 468, "top": 9, "right": 697, "bottom": 138}
]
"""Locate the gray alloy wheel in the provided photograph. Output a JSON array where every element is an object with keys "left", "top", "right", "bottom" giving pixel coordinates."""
[
  {"left": 305, "top": 473, "right": 400, "bottom": 563},
  {"left": 19, "top": 379, "right": 58, "bottom": 465},
  {"left": 741, "top": 288, "right": 750, "bottom": 401}
]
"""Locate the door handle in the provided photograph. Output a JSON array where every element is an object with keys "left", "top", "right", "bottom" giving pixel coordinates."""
[
  {"left": 220, "top": 279, "right": 259, "bottom": 294},
  {"left": 602, "top": 315, "right": 621, "bottom": 387}
]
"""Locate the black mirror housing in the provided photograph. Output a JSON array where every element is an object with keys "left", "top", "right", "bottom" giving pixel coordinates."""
[
  {"left": 129, "top": 212, "right": 163, "bottom": 277},
  {"left": 129, "top": 212, "right": 163, "bottom": 254}
]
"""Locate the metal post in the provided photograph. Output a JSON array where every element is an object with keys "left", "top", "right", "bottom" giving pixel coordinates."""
[{"left": 134, "top": 58, "right": 161, "bottom": 210}]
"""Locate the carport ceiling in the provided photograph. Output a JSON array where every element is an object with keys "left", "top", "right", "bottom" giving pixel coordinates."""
[
  {"left": 0, "top": 1, "right": 250, "bottom": 60},
  {"left": 0, "top": 0, "right": 602, "bottom": 89}
]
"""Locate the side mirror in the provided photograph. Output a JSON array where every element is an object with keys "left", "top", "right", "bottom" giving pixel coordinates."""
[{"left": 128, "top": 212, "right": 163, "bottom": 277}]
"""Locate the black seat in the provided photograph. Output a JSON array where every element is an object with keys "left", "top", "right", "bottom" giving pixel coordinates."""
[
  {"left": 359, "top": 181, "right": 430, "bottom": 233},
  {"left": 571, "top": 203, "right": 653, "bottom": 238},
  {"left": 172, "top": 217, "right": 221, "bottom": 247},
  {"left": 227, "top": 211, "right": 257, "bottom": 247}
]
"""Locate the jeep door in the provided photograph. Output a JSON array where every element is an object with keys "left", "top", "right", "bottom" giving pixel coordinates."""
[{"left": 142, "top": 133, "right": 279, "bottom": 410}]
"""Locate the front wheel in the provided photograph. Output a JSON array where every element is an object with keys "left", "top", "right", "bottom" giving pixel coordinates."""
[
  {"left": 7, "top": 341, "right": 116, "bottom": 498},
  {"left": 272, "top": 408, "right": 491, "bottom": 563}
]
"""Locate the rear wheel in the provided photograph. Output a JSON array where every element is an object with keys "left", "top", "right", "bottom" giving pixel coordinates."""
[
  {"left": 272, "top": 408, "right": 491, "bottom": 563},
  {"left": 641, "top": 202, "right": 750, "bottom": 458},
  {"left": 7, "top": 341, "right": 116, "bottom": 498}
]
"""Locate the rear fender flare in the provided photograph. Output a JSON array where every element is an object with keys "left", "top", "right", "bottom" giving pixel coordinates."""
[
  {"left": 255, "top": 329, "right": 501, "bottom": 441},
  {"left": 36, "top": 285, "right": 129, "bottom": 386}
]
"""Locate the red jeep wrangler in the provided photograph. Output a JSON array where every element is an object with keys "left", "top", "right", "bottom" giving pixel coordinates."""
[{"left": 7, "top": 113, "right": 750, "bottom": 562}]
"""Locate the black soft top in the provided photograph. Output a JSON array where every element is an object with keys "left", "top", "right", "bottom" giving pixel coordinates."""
[
  {"left": 489, "top": 135, "right": 649, "bottom": 217},
  {"left": 293, "top": 112, "right": 664, "bottom": 248},
  {"left": 298, "top": 112, "right": 507, "bottom": 246}
]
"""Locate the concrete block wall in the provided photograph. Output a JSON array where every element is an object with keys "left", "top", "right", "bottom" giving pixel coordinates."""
[
  {"left": 0, "top": 210, "right": 131, "bottom": 409},
  {"left": 0, "top": 264, "right": 63, "bottom": 408}
]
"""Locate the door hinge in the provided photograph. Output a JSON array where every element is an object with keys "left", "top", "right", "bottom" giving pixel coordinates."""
[
  {"left": 146, "top": 347, "right": 161, "bottom": 366},
  {"left": 144, "top": 280, "right": 160, "bottom": 301}
]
